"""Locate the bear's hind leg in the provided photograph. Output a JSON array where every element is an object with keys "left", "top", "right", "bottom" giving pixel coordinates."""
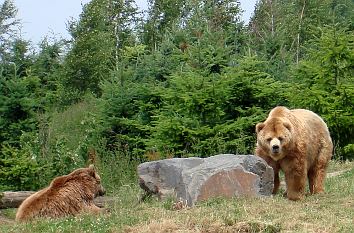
[
  {"left": 308, "top": 159, "right": 329, "bottom": 194},
  {"left": 308, "top": 165, "right": 327, "bottom": 194},
  {"left": 309, "top": 143, "right": 332, "bottom": 194}
]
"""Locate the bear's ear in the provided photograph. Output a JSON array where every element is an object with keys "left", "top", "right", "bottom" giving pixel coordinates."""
[
  {"left": 256, "top": 123, "right": 265, "bottom": 133},
  {"left": 283, "top": 122, "right": 292, "bottom": 132},
  {"left": 88, "top": 164, "right": 96, "bottom": 176}
]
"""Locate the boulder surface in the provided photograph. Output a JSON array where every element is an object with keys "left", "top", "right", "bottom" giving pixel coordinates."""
[{"left": 138, "top": 154, "right": 274, "bottom": 206}]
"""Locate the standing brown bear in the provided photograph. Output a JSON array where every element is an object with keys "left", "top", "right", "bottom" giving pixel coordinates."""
[
  {"left": 255, "top": 106, "right": 333, "bottom": 201},
  {"left": 16, "top": 165, "right": 106, "bottom": 221}
]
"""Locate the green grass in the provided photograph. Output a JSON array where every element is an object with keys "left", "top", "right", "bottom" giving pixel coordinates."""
[{"left": 1, "top": 161, "right": 353, "bottom": 233}]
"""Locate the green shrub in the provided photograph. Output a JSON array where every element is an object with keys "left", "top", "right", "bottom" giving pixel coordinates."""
[
  {"left": 289, "top": 26, "right": 354, "bottom": 159},
  {"left": 0, "top": 144, "right": 42, "bottom": 191}
]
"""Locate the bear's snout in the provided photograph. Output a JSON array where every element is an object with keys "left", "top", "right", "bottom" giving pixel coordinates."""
[
  {"left": 272, "top": 145, "right": 280, "bottom": 153},
  {"left": 270, "top": 138, "right": 281, "bottom": 154},
  {"left": 97, "top": 185, "right": 106, "bottom": 197}
]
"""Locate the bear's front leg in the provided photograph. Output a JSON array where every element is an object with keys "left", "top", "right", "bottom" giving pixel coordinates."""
[
  {"left": 256, "top": 152, "right": 280, "bottom": 194},
  {"left": 281, "top": 158, "right": 307, "bottom": 201},
  {"left": 273, "top": 168, "right": 280, "bottom": 194},
  {"left": 87, "top": 204, "right": 107, "bottom": 215},
  {"left": 284, "top": 168, "right": 307, "bottom": 201}
]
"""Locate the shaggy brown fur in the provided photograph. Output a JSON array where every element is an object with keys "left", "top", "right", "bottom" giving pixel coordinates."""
[
  {"left": 255, "top": 106, "right": 333, "bottom": 200},
  {"left": 16, "top": 165, "right": 105, "bottom": 221}
]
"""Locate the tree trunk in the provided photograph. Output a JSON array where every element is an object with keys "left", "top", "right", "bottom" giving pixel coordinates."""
[
  {"left": 0, "top": 191, "right": 113, "bottom": 209},
  {"left": 296, "top": 0, "right": 306, "bottom": 64}
]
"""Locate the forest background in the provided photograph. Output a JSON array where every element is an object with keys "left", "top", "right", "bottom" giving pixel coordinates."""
[{"left": 0, "top": 0, "right": 353, "bottom": 192}]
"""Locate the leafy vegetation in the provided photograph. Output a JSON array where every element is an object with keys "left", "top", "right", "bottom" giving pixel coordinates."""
[
  {"left": 0, "top": 1, "right": 353, "bottom": 231},
  {"left": 0, "top": 0, "right": 353, "bottom": 194}
]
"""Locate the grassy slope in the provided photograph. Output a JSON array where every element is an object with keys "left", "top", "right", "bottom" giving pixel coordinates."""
[{"left": 1, "top": 161, "right": 353, "bottom": 233}]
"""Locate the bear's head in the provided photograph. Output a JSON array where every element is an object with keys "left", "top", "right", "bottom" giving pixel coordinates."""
[
  {"left": 256, "top": 117, "right": 293, "bottom": 161},
  {"left": 86, "top": 164, "right": 106, "bottom": 197},
  {"left": 52, "top": 165, "right": 106, "bottom": 198}
]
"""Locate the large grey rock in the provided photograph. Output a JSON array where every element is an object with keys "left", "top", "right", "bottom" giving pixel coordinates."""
[{"left": 138, "top": 154, "right": 274, "bottom": 206}]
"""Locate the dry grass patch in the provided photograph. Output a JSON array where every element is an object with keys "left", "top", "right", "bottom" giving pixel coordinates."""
[
  {"left": 124, "top": 164, "right": 353, "bottom": 233},
  {"left": 0, "top": 161, "right": 353, "bottom": 233},
  {"left": 124, "top": 191, "right": 353, "bottom": 232},
  {"left": 124, "top": 218, "right": 280, "bottom": 233}
]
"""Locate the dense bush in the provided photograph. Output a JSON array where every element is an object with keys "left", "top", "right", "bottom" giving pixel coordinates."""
[
  {"left": 0, "top": 0, "right": 353, "bottom": 191},
  {"left": 289, "top": 26, "right": 354, "bottom": 159},
  {"left": 0, "top": 144, "right": 42, "bottom": 191}
]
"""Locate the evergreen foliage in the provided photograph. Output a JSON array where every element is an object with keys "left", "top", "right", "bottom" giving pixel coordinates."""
[
  {"left": 0, "top": 0, "right": 353, "bottom": 191},
  {"left": 290, "top": 26, "right": 354, "bottom": 159}
]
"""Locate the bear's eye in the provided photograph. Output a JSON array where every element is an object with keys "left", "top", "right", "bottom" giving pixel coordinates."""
[
  {"left": 266, "top": 138, "right": 272, "bottom": 142},
  {"left": 278, "top": 137, "right": 283, "bottom": 142}
]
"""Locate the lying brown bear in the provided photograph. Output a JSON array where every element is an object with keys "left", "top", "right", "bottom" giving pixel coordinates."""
[{"left": 16, "top": 165, "right": 106, "bottom": 221}]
